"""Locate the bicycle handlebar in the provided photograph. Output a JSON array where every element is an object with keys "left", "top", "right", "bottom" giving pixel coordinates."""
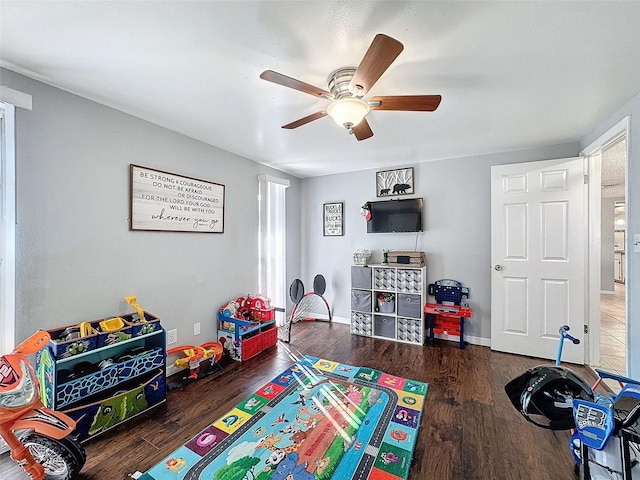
[{"left": 559, "top": 325, "right": 580, "bottom": 345}]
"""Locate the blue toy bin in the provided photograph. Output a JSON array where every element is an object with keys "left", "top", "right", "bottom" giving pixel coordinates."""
[
  {"left": 55, "top": 362, "right": 120, "bottom": 409},
  {"left": 64, "top": 369, "right": 166, "bottom": 442},
  {"left": 47, "top": 324, "right": 99, "bottom": 360},
  {"left": 117, "top": 346, "right": 165, "bottom": 381},
  {"left": 122, "top": 311, "right": 162, "bottom": 337}
]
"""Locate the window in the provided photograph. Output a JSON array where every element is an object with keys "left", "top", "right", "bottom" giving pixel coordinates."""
[
  {"left": 0, "top": 103, "right": 16, "bottom": 354},
  {"left": 258, "top": 174, "right": 290, "bottom": 327}
]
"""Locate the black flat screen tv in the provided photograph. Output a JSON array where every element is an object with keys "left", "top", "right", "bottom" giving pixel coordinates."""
[{"left": 367, "top": 198, "right": 423, "bottom": 233}]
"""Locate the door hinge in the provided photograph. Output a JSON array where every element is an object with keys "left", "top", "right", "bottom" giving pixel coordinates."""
[
  {"left": 584, "top": 324, "right": 589, "bottom": 334},
  {"left": 584, "top": 174, "right": 589, "bottom": 184}
]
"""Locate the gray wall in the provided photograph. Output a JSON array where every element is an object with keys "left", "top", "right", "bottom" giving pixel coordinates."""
[
  {"left": 601, "top": 197, "right": 616, "bottom": 292},
  {"left": 580, "top": 88, "right": 640, "bottom": 378},
  {"left": 5, "top": 63, "right": 639, "bottom": 378},
  {"left": 2, "top": 68, "right": 301, "bottom": 348},
  {"left": 300, "top": 143, "right": 579, "bottom": 341}
]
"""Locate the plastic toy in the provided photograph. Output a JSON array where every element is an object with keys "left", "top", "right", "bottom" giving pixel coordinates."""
[
  {"left": 0, "top": 330, "right": 86, "bottom": 479},
  {"left": 167, "top": 342, "right": 224, "bottom": 389},
  {"left": 124, "top": 295, "right": 147, "bottom": 322},
  {"left": 99, "top": 317, "right": 124, "bottom": 332},
  {"left": 219, "top": 294, "right": 276, "bottom": 323},
  {"left": 505, "top": 325, "right": 640, "bottom": 479}
]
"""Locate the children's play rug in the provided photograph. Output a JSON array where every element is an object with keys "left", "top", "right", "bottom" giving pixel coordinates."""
[{"left": 137, "top": 356, "right": 428, "bottom": 480}]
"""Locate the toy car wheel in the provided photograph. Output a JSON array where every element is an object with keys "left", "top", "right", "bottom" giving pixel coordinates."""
[{"left": 21, "top": 433, "right": 86, "bottom": 480}]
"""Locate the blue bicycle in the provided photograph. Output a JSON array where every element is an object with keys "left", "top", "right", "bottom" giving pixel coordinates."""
[{"left": 506, "top": 325, "right": 640, "bottom": 479}]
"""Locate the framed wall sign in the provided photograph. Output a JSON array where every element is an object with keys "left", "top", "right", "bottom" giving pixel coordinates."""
[
  {"left": 323, "top": 202, "right": 344, "bottom": 236},
  {"left": 376, "top": 166, "right": 414, "bottom": 197},
  {"left": 130, "top": 164, "right": 225, "bottom": 233}
]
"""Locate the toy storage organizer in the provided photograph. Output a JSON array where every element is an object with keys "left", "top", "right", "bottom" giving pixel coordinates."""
[
  {"left": 36, "top": 312, "right": 166, "bottom": 442},
  {"left": 217, "top": 314, "right": 278, "bottom": 361},
  {"left": 350, "top": 265, "right": 427, "bottom": 345}
]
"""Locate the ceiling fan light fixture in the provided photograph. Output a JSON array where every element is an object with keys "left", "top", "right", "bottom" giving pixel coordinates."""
[{"left": 326, "top": 97, "right": 370, "bottom": 129}]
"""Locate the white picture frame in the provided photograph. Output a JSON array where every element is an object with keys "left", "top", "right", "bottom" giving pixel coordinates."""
[
  {"left": 130, "top": 164, "right": 225, "bottom": 233},
  {"left": 376, "top": 167, "right": 414, "bottom": 197},
  {"left": 323, "top": 202, "right": 344, "bottom": 236}
]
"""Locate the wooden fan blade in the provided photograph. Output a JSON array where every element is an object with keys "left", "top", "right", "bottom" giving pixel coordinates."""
[
  {"left": 350, "top": 34, "right": 404, "bottom": 95},
  {"left": 260, "top": 70, "right": 332, "bottom": 98},
  {"left": 369, "top": 95, "right": 442, "bottom": 111},
  {"left": 282, "top": 111, "right": 327, "bottom": 129},
  {"left": 351, "top": 118, "right": 374, "bottom": 141}
]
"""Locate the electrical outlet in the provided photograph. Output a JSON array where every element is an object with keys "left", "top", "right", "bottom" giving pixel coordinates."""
[
  {"left": 167, "top": 329, "right": 178, "bottom": 345},
  {"left": 194, "top": 322, "right": 201, "bottom": 336}
]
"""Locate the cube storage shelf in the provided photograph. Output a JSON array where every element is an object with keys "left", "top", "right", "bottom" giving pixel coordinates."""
[
  {"left": 217, "top": 313, "right": 278, "bottom": 361},
  {"left": 350, "top": 264, "right": 427, "bottom": 345},
  {"left": 37, "top": 319, "right": 166, "bottom": 442}
]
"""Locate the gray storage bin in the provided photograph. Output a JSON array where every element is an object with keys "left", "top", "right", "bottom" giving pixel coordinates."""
[
  {"left": 374, "top": 315, "right": 396, "bottom": 339},
  {"left": 397, "top": 317, "right": 423, "bottom": 343},
  {"left": 351, "top": 289, "right": 372, "bottom": 312},
  {"left": 377, "top": 299, "right": 395, "bottom": 313},
  {"left": 351, "top": 312, "right": 373, "bottom": 336},
  {"left": 373, "top": 268, "right": 396, "bottom": 290},
  {"left": 397, "top": 293, "right": 422, "bottom": 319},
  {"left": 351, "top": 266, "right": 372, "bottom": 289}
]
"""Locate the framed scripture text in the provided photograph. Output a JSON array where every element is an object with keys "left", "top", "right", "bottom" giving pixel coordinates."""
[{"left": 130, "top": 164, "right": 225, "bottom": 233}]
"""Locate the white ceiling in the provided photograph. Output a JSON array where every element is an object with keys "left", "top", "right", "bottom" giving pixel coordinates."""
[{"left": 1, "top": 1, "right": 639, "bottom": 178}]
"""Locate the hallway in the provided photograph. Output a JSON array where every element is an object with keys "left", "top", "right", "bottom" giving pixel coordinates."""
[{"left": 600, "top": 281, "right": 627, "bottom": 390}]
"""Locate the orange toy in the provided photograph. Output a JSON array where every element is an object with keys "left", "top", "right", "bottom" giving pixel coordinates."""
[
  {"left": 167, "top": 342, "right": 223, "bottom": 380},
  {"left": 0, "top": 330, "right": 86, "bottom": 479}
]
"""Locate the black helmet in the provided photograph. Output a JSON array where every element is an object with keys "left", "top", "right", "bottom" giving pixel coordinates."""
[{"left": 505, "top": 365, "right": 593, "bottom": 430}]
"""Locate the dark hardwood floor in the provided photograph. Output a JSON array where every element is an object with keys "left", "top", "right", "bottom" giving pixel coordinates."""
[{"left": 2, "top": 322, "right": 598, "bottom": 479}]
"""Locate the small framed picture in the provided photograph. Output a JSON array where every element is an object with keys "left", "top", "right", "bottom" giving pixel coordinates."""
[
  {"left": 376, "top": 167, "right": 414, "bottom": 197},
  {"left": 323, "top": 202, "right": 344, "bottom": 236}
]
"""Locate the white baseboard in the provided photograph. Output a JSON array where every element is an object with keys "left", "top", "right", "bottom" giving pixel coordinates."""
[
  {"left": 166, "top": 364, "right": 184, "bottom": 378},
  {"left": 334, "top": 316, "right": 490, "bottom": 347},
  {"left": 601, "top": 290, "right": 616, "bottom": 295},
  {"left": 432, "top": 332, "right": 491, "bottom": 347},
  {"left": 332, "top": 315, "right": 350, "bottom": 325}
]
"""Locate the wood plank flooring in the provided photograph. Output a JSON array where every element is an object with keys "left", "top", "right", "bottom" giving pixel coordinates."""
[{"left": 1, "top": 322, "right": 598, "bottom": 479}]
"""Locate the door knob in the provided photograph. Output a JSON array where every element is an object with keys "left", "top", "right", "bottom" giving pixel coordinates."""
[{"left": 494, "top": 265, "right": 503, "bottom": 271}]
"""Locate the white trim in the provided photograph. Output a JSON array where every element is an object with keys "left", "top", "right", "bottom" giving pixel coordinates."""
[
  {"left": 0, "top": 103, "right": 16, "bottom": 354},
  {"left": 583, "top": 115, "right": 629, "bottom": 371},
  {"left": 586, "top": 153, "right": 601, "bottom": 366},
  {"left": 438, "top": 333, "right": 490, "bottom": 347},
  {"left": 257, "top": 174, "right": 290, "bottom": 188},
  {"left": 334, "top": 314, "right": 490, "bottom": 347},
  {"left": 331, "top": 315, "right": 350, "bottom": 325},
  {"left": 580, "top": 116, "right": 629, "bottom": 156},
  {"left": 0, "top": 86, "right": 32, "bottom": 110}
]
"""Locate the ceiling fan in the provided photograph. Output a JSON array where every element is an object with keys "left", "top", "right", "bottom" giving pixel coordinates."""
[{"left": 260, "top": 33, "right": 442, "bottom": 141}]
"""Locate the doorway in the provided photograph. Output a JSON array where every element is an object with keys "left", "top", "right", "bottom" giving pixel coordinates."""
[
  {"left": 599, "top": 139, "right": 627, "bottom": 387},
  {"left": 583, "top": 117, "right": 629, "bottom": 388}
]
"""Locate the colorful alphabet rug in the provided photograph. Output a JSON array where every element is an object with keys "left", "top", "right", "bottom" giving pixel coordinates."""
[{"left": 137, "top": 356, "right": 428, "bottom": 480}]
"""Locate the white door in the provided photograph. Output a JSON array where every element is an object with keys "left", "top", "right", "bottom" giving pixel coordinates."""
[{"left": 491, "top": 157, "right": 586, "bottom": 364}]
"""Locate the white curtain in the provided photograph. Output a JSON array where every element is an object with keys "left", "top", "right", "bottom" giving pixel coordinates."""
[
  {"left": 0, "top": 103, "right": 16, "bottom": 355},
  {"left": 258, "top": 174, "right": 290, "bottom": 327}
]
